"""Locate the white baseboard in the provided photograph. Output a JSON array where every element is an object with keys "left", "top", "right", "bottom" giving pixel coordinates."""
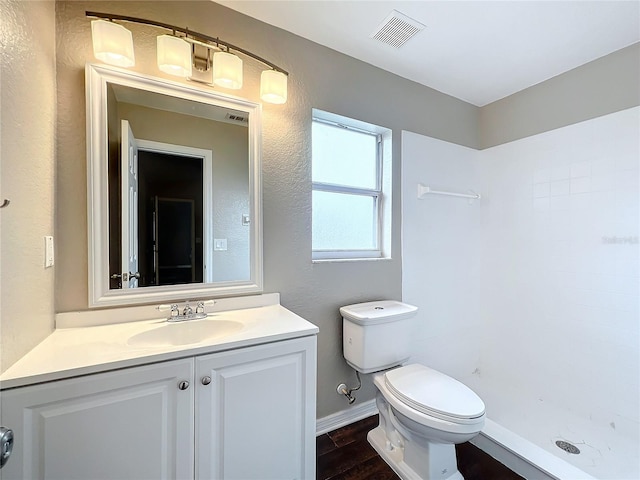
[{"left": 316, "top": 399, "right": 377, "bottom": 436}]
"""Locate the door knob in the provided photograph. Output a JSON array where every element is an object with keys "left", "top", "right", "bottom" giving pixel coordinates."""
[
  {"left": 201, "top": 376, "right": 212, "bottom": 385},
  {"left": 178, "top": 380, "right": 190, "bottom": 390},
  {"left": 0, "top": 427, "right": 14, "bottom": 469}
]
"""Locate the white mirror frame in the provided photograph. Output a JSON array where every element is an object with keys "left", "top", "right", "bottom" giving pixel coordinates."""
[{"left": 86, "top": 63, "right": 263, "bottom": 307}]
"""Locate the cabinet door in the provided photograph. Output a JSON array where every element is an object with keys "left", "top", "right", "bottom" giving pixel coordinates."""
[
  {"left": 196, "top": 336, "right": 317, "bottom": 480},
  {"left": 0, "top": 359, "right": 194, "bottom": 480}
]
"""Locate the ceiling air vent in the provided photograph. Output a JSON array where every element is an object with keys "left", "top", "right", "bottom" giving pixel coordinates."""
[
  {"left": 370, "top": 10, "right": 426, "bottom": 49},
  {"left": 226, "top": 113, "right": 249, "bottom": 123}
]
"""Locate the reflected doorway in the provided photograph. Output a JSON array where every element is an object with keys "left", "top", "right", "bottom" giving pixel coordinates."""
[
  {"left": 108, "top": 122, "right": 215, "bottom": 290},
  {"left": 138, "top": 150, "right": 204, "bottom": 287}
]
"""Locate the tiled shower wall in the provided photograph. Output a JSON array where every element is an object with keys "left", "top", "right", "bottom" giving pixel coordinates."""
[
  {"left": 402, "top": 106, "right": 639, "bottom": 435},
  {"left": 477, "top": 107, "right": 639, "bottom": 432}
]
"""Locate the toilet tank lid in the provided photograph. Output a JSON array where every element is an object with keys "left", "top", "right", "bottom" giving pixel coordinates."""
[{"left": 340, "top": 300, "right": 418, "bottom": 325}]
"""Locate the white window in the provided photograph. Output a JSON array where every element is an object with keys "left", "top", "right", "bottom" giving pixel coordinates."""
[{"left": 312, "top": 110, "right": 392, "bottom": 261}]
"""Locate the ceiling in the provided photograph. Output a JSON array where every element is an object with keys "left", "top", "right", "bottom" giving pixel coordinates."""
[{"left": 217, "top": 1, "right": 640, "bottom": 106}]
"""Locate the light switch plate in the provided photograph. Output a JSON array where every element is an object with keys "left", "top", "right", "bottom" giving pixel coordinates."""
[
  {"left": 214, "top": 238, "right": 227, "bottom": 251},
  {"left": 44, "top": 235, "right": 54, "bottom": 267}
]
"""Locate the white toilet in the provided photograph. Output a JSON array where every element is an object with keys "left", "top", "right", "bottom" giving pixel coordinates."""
[{"left": 341, "top": 300, "right": 485, "bottom": 480}]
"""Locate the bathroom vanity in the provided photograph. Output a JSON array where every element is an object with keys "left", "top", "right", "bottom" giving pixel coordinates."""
[
  {"left": 0, "top": 60, "right": 319, "bottom": 479},
  {"left": 0, "top": 294, "right": 318, "bottom": 480}
]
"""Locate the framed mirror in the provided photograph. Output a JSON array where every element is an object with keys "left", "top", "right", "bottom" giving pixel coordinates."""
[{"left": 86, "top": 64, "right": 262, "bottom": 307}]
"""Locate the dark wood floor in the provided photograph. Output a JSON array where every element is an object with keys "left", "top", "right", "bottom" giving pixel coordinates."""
[{"left": 317, "top": 415, "right": 524, "bottom": 480}]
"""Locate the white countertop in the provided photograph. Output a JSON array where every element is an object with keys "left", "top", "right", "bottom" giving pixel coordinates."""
[{"left": 0, "top": 299, "right": 318, "bottom": 390}]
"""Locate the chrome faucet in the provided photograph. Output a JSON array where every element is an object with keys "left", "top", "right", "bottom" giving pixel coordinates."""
[{"left": 158, "top": 300, "right": 216, "bottom": 322}]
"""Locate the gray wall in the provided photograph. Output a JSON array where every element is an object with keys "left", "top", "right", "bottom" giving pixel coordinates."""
[
  {"left": 0, "top": 1, "right": 56, "bottom": 373},
  {"left": 54, "top": 1, "right": 478, "bottom": 417},
  {"left": 480, "top": 42, "right": 640, "bottom": 148}
]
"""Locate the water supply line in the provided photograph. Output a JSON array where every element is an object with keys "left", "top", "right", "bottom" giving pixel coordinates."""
[{"left": 336, "top": 370, "right": 362, "bottom": 404}]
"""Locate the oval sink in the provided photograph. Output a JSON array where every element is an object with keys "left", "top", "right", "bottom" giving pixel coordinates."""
[{"left": 127, "top": 319, "right": 243, "bottom": 347}]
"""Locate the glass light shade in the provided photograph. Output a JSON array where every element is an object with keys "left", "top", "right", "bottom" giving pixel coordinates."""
[
  {"left": 260, "top": 70, "right": 287, "bottom": 104},
  {"left": 157, "top": 35, "right": 192, "bottom": 77},
  {"left": 91, "top": 20, "right": 135, "bottom": 67},
  {"left": 212, "top": 51, "right": 243, "bottom": 89}
]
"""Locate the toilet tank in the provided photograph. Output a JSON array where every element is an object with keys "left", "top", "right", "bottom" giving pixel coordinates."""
[{"left": 341, "top": 300, "right": 418, "bottom": 374}]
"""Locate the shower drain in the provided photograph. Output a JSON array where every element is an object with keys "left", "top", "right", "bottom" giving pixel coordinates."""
[{"left": 555, "top": 440, "right": 580, "bottom": 454}]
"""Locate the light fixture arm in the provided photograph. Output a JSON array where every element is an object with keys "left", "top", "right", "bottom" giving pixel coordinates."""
[{"left": 85, "top": 11, "right": 289, "bottom": 76}]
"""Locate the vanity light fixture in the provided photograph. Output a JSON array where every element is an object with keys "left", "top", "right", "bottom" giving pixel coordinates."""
[
  {"left": 91, "top": 19, "right": 135, "bottom": 67},
  {"left": 260, "top": 70, "right": 288, "bottom": 105},
  {"left": 212, "top": 51, "right": 243, "bottom": 89},
  {"left": 87, "top": 11, "right": 288, "bottom": 104},
  {"left": 157, "top": 34, "right": 192, "bottom": 78}
]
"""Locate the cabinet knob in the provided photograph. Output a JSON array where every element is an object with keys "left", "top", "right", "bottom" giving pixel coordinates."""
[
  {"left": 178, "top": 380, "right": 190, "bottom": 390},
  {"left": 201, "top": 376, "right": 212, "bottom": 385}
]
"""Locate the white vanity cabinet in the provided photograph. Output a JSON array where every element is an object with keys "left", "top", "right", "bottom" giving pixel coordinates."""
[
  {"left": 0, "top": 335, "right": 317, "bottom": 480},
  {"left": 0, "top": 358, "right": 196, "bottom": 480},
  {"left": 196, "top": 336, "right": 316, "bottom": 479}
]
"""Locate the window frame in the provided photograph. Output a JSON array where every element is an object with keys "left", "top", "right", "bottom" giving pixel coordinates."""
[{"left": 311, "top": 114, "right": 388, "bottom": 261}]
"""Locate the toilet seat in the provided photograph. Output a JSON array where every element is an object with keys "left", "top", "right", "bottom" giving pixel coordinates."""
[
  {"left": 374, "top": 372, "right": 484, "bottom": 436},
  {"left": 384, "top": 364, "right": 485, "bottom": 425}
]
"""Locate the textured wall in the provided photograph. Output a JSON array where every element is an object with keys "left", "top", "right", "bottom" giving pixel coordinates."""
[
  {"left": 480, "top": 42, "right": 640, "bottom": 149},
  {"left": 0, "top": 1, "right": 56, "bottom": 373},
  {"left": 55, "top": 1, "right": 479, "bottom": 417}
]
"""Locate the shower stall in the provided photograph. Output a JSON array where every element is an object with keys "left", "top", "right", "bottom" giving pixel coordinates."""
[{"left": 401, "top": 107, "right": 639, "bottom": 480}]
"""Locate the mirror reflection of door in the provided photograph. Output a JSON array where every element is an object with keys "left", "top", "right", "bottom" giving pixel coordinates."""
[
  {"left": 110, "top": 127, "right": 213, "bottom": 289},
  {"left": 112, "top": 120, "right": 213, "bottom": 289},
  {"left": 106, "top": 81, "right": 250, "bottom": 293},
  {"left": 121, "top": 120, "right": 139, "bottom": 289}
]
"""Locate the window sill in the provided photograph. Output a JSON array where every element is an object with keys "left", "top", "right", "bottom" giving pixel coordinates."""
[{"left": 312, "top": 257, "right": 392, "bottom": 264}]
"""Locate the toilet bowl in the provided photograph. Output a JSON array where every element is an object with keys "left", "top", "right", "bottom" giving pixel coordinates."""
[
  {"left": 341, "top": 301, "right": 485, "bottom": 480},
  {"left": 371, "top": 363, "right": 485, "bottom": 480}
]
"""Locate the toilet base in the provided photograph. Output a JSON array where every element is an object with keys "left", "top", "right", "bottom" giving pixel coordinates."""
[{"left": 368, "top": 426, "right": 464, "bottom": 480}]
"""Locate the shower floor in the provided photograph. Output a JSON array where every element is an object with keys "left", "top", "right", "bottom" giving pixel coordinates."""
[{"left": 470, "top": 378, "right": 639, "bottom": 480}]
